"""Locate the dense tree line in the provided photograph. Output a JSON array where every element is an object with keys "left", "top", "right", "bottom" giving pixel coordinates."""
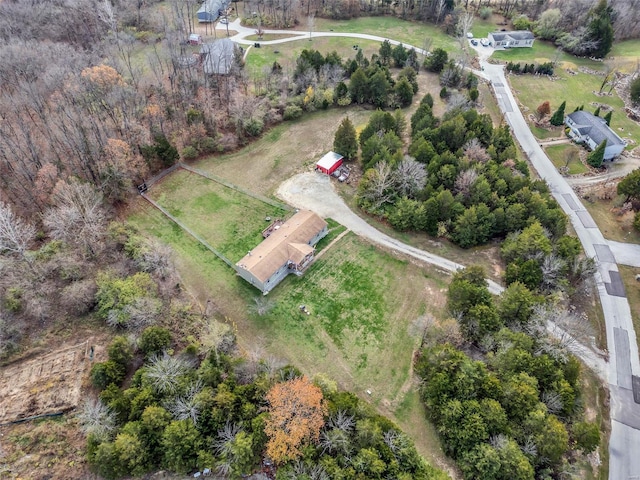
[
  {"left": 357, "top": 94, "right": 567, "bottom": 248},
  {"left": 84, "top": 329, "right": 447, "bottom": 479},
  {"left": 415, "top": 265, "right": 600, "bottom": 480}
]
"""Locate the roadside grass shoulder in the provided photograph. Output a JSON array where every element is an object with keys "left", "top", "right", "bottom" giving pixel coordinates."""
[
  {"left": 619, "top": 265, "right": 640, "bottom": 355},
  {"left": 581, "top": 197, "right": 640, "bottom": 244},
  {"left": 545, "top": 143, "right": 588, "bottom": 175}
]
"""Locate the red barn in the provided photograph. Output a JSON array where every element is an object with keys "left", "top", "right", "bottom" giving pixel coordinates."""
[{"left": 316, "top": 151, "right": 344, "bottom": 175}]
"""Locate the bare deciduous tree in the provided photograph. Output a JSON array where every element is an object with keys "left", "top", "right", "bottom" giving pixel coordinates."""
[
  {"left": 250, "top": 296, "right": 275, "bottom": 316},
  {"left": 454, "top": 168, "right": 479, "bottom": 199},
  {"left": 164, "top": 380, "right": 203, "bottom": 425},
  {"left": 0, "top": 202, "right": 36, "bottom": 259},
  {"left": 456, "top": 10, "right": 474, "bottom": 39},
  {"left": 43, "top": 180, "right": 107, "bottom": 258},
  {"left": 541, "top": 254, "right": 566, "bottom": 292},
  {"left": 76, "top": 398, "right": 116, "bottom": 440},
  {"left": 464, "top": 138, "right": 490, "bottom": 163},
  {"left": 394, "top": 156, "right": 427, "bottom": 198},
  {"left": 145, "top": 353, "right": 194, "bottom": 394},
  {"left": 358, "top": 161, "right": 396, "bottom": 210}
]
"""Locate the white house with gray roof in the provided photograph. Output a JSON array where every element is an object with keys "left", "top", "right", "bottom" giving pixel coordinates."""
[
  {"left": 565, "top": 110, "right": 625, "bottom": 160},
  {"left": 489, "top": 30, "right": 535, "bottom": 48}
]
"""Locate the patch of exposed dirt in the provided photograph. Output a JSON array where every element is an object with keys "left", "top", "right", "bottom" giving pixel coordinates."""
[{"left": 0, "top": 341, "right": 93, "bottom": 425}]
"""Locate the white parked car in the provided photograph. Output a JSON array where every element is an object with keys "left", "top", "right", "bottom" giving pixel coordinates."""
[
  {"left": 466, "top": 32, "right": 473, "bottom": 39},
  {"left": 480, "top": 38, "right": 489, "bottom": 47},
  {"left": 219, "top": 17, "right": 228, "bottom": 24}
]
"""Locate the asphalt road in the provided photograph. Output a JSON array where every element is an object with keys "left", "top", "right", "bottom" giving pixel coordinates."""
[{"left": 477, "top": 54, "right": 640, "bottom": 480}]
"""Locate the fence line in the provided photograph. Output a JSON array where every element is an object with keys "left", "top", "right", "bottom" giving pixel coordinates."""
[
  {"left": 144, "top": 163, "right": 181, "bottom": 188},
  {"left": 179, "top": 163, "right": 292, "bottom": 211},
  {"left": 141, "top": 193, "right": 236, "bottom": 269}
]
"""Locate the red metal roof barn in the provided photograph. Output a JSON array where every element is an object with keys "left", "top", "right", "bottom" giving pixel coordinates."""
[{"left": 316, "top": 151, "right": 344, "bottom": 175}]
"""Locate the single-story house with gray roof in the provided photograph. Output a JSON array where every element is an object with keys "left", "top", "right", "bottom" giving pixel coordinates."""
[
  {"left": 235, "top": 210, "right": 328, "bottom": 294},
  {"left": 489, "top": 30, "right": 535, "bottom": 48},
  {"left": 565, "top": 110, "right": 625, "bottom": 160}
]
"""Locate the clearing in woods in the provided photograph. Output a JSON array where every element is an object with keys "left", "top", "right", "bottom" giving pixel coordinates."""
[{"left": 0, "top": 341, "right": 91, "bottom": 425}]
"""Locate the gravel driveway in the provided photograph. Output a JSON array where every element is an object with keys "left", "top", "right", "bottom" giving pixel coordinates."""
[{"left": 277, "top": 171, "right": 504, "bottom": 294}]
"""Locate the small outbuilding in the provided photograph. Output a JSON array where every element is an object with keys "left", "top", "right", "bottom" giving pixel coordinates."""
[
  {"left": 188, "top": 33, "right": 203, "bottom": 45},
  {"left": 316, "top": 151, "right": 344, "bottom": 175},
  {"left": 235, "top": 210, "right": 328, "bottom": 294}
]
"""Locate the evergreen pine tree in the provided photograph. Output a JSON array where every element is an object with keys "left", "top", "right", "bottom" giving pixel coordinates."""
[
  {"left": 587, "top": 139, "right": 607, "bottom": 168},
  {"left": 550, "top": 101, "right": 566, "bottom": 126},
  {"left": 586, "top": 0, "right": 614, "bottom": 58},
  {"left": 594, "top": 106, "right": 601, "bottom": 117},
  {"left": 604, "top": 111, "right": 612, "bottom": 126},
  {"left": 333, "top": 117, "right": 358, "bottom": 160}
]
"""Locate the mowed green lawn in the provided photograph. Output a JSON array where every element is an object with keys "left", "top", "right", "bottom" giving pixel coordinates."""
[
  {"left": 545, "top": 143, "right": 588, "bottom": 175},
  {"left": 312, "top": 16, "right": 457, "bottom": 52},
  {"left": 147, "top": 169, "right": 287, "bottom": 262},
  {"left": 491, "top": 39, "right": 605, "bottom": 68},
  {"left": 245, "top": 37, "right": 383, "bottom": 73},
  {"left": 256, "top": 233, "right": 449, "bottom": 404}
]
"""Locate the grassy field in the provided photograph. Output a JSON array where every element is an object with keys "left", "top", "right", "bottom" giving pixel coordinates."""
[
  {"left": 245, "top": 37, "right": 382, "bottom": 73},
  {"left": 190, "top": 107, "right": 377, "bottom": 197},
  {"left": 147, "top": 170, "right": 288, "bottom": 262},
  {"left": 311, "top": 16, "right": 457, "bottom": 53},
  {"left": 545, "top": 143, "right": 589, "bottom": 175}
]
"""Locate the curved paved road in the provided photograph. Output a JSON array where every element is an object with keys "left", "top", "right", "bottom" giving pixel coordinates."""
[{"left": 477, "top": 54, "right": 640, "bottom": 480}]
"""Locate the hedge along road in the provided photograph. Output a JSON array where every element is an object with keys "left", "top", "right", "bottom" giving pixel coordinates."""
[{"left": 219, "top": 18, "right": 636, "bottom": 476}]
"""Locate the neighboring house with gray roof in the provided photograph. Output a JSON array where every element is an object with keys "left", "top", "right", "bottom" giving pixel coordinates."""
[
  {"left": 489, "top": 30, "right": 535, "bottom": 48},
  {"left": 197, "top": 0, "right": 231, "bottom": 22},
  {"left": 565, "top": 110, "right": 626, "bottom": 160},
  {"left": 200, "top": 39, "right": 239, "bottom": 75}
]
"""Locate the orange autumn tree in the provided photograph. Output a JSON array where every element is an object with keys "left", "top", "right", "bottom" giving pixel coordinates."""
[{"left": 264, "top": 376, "right": 327, "bottom": 463}]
